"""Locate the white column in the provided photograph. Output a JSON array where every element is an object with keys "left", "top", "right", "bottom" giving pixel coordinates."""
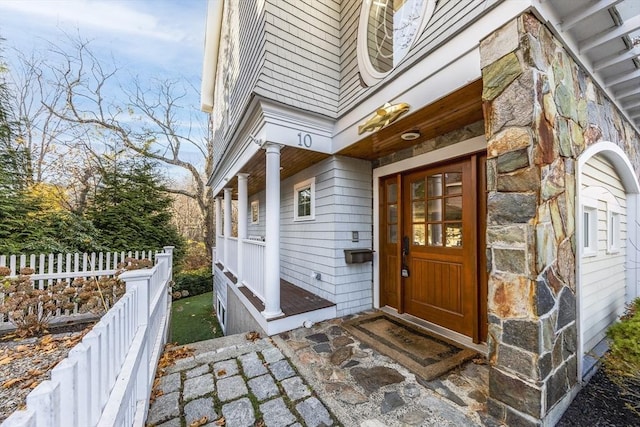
[
  {"left": 237, "top": 173, "right": 249, "bottom": 285},
  {"left": 223, "top": 187, "right": 232, "bottom": 272},
  {"left": 263, "top": 143, "right": 283, "bottom": 318},
  {"left": 215, "top": 196, "right": 222, "bottom": 262}
]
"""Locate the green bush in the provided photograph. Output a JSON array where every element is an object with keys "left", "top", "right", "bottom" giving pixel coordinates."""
[
  {"left": 172, "top": 268, "right": 212, "bottom": 298},
  {"left": 604, "top": 298, "right": 640, "bottom": 415}
]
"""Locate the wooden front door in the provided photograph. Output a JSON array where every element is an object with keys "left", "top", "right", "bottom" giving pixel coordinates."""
[{"left": 380, "top": 155, "right": 484, "bottom": 340}]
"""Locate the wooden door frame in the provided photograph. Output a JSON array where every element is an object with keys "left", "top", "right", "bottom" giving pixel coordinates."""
[{"left": 376, "top": 150, "right": 487, "bottom": 343}]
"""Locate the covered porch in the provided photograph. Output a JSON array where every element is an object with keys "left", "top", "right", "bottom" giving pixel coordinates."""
[{"left": 212, "top": 143, "right": 337, "bottom": 336}]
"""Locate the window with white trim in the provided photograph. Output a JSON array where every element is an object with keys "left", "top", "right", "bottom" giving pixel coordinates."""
[
  {"left": 216, "top": 296, "right": 226, "bottom": 333},
  {"left": 607, "top": 209, "right": 621, "bottom": 254},
  {"left": 251, "top": 200, "right": 259, "bottom": 224},
  {"left": 294, "top": 178, "right": 315, "bottom": 221},
  {"left": 582, "top": 203, "right": 598, "bottom": 257}
]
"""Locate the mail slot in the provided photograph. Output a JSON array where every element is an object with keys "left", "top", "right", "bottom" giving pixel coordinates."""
[{"left": 344, "top": 249, "right": 374, "bottom": 264}]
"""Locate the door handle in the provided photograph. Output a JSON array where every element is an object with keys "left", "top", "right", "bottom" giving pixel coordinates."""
[{"left": 401, "top": 236, "right": 410, "bottom": 278}]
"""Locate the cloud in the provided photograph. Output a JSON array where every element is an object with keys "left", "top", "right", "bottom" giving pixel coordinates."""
[{"left": 0, "top": 0, "right": 191, "bottom": 43}]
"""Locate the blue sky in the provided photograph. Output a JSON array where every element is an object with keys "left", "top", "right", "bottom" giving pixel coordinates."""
[
  {"left": 0, "top": 0, "right": 209, "bottom": 180},
  {"left": 0, "top": 0, "right": 207, "bottom": 83}
]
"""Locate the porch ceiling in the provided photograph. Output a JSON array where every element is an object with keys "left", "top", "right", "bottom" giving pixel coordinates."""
[
  {"left": 337, "top": 80, "right": 484, "bottom": 161},
  {"left": 224, "top": 147, "right": 330, "bottom": 197},
  {"left": 544, "top": 0, "right": 640, "bottom": 128}
]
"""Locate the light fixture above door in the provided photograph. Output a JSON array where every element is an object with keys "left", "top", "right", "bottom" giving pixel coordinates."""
[{"left": 400, "top": 130, "right": 421, "bottom": 141}]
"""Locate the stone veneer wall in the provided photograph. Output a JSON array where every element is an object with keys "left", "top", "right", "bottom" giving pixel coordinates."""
[
  {"left": 480, "top": 13, "right": 640, "bottom": 426},
  {"left": 373, "top": 120, "right": 485, "bottom": 168}
]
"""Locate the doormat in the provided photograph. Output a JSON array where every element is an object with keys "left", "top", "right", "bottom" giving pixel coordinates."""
[{"left": 343, "top": 312, "right": 477, "bottom": 381}]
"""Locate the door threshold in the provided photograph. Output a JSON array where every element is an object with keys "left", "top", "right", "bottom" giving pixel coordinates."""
[{"left": 379, "top": 306, "right": 488, "bottom": 356}]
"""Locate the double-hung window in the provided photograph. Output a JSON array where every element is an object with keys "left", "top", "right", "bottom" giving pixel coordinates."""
[{"left": 294, "top": 178, "right": 315, "bottom": 221}]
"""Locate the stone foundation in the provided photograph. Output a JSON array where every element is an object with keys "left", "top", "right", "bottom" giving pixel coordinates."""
[{"left": 481, "top": 13, "right": 640, "bottom": 426}]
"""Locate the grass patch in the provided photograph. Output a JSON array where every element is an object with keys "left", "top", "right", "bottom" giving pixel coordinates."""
[{"left": 170, "top": 291, "right": 223, "bottom": 345}]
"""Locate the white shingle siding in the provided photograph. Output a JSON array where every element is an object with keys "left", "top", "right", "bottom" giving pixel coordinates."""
[
  {"left": 260, "top": 0, "right": 341, "bottom": 116},
  {"left": 245, "top": 156, "right": 373, "bottom": 315},
  {"left": 210, "top": 1, "right": 267, "bottom": 171},
  {"left": 338, "top": 0, "right": 499, "bottom": 115},
  {"left": 581, "top": 154, "right": 627, "bottom": 353}
]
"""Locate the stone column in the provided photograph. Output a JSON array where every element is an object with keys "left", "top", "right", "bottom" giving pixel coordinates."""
[
  {"left": 223, "top": 187, "right": 232, "bottom": 272},
  {"left": 215, "top": 196, "right": 222, "bottom": 263},
  {"left": 237, "top": 173, "right": 249, "bottom": 285},
  {"left": 263, "top": 143, "right": 283, "bottom": 319},
  {"left": 481, "top": 14, "right": 578, "bottom": 426}
]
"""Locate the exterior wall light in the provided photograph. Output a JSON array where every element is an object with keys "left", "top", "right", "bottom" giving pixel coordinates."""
[{"left": 401, "top": 130, "right": 421, "bottom": 141}]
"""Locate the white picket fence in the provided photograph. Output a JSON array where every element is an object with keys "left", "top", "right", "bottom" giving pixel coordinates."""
[
  {"left": 0, "top": 250, "right": 159, "bottom": 324},
  {"left": 0, "top": 246, "right": 174, "bottom": 427},
  {"left": 0, "top": 250, "right": 157, "bottom": 288}
]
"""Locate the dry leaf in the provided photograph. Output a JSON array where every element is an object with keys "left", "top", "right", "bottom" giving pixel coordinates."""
[
  {"left": 15, "top": 345, "right": 29, "bottom": 352},
  {"left": 40, "top": 335, "right": 53, "bottom": 345},
  {"left": 215, "top": 416, "right": 225, "bottom": 426},
  {"left": 189, "top": 416, "right": 208, "bottom": 427},
  {"left": 245, "top": 331, "right": 261, "bottom": 342},
  {"left": 0, "top": 356, "right": 13, "bottom": 365},
  {"left": 3, "top": 377, "right": 24, "bottom": 388},
  {"left": 216, "top": 369, "right": 227, "bottom": 377},
  {"left": 21, "top": 379, "right": 35, "bottom": 389}
]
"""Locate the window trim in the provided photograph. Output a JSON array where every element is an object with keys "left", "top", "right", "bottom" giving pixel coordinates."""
[
  {"left": 607, "top": 207, "right": 622, "bottom": 254},
  {"left": 582, "top": 197, "right": 598, "bottom": 257},
  {"left": 356, "top": 0, "right": 437, "bottom": 86},
  {"left": 216, "top": 296, "right": 226, "bottom": 334},
  {"left": 293, "top": 177, "right": 315, "bottom": 221},
  {"left": 251, "top": 200, "right": 259, "bottom": 224}
]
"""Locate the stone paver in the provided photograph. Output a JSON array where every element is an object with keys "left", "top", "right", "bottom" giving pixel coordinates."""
[
  {"left": 216, "top": 375, "right": 248, "bottom": 402},
  {"left": 147, "top": 391, "right": 180, "bottom": 425},
  {"left": 184, "top": 397, "right": 217, "bottom": 426},
  {"left": 185, "top": 363, "right": 210, "bottom": 379},
  {"left": 260, "top": 397, "right": 297, "bottom": 427},
  {"left": 239, "top": 352, "right": 268, "bottom": 378},
  {"left": 269, "top": 359, "right": 296, "bottom": 380},
  {"left": 221, "top": 397, "right": 255, "bottom": 427},
  {"left": 157, "top": 372, "right": 181, "bottom": 394},
  {"left": 296, "top": 396, "right": 333, "bottom": 427},
  {"left": 148, "top": 312, "right": 499, "bottom": 427},
  {"left": 156, "top": 418, "right": 181, "bottom": 427},
  {"left": 212, "top": 359, "right": 238, "bottom": 379},
  {"left": 248, "top": 374, "right": 279, "bottom": 401},
  {"left": 183, "top": 374, "right": 214, "bottom": 401},
  {"left": 262, "top": 346, "right": 284, "bottom": 363},
  {"left": 281, "top": 376, "right": 311, "bottom": 401}
]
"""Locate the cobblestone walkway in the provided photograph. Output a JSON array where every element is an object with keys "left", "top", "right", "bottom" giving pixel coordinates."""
[{"left": 148, "top": 311, "right": 503, "bottom": 427}]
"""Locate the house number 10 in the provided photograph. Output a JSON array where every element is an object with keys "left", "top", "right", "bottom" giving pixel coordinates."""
[{"left": 297, "top": 133, "right": 312, "bottom": 148}]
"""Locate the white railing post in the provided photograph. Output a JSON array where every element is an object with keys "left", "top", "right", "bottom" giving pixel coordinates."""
[
  {"left": 26, "top": 381, "right": 60, "bottom": 427},
  {"left": 237, "top": 173, "right": 249, "bottom": 284},
  {"left": 223, "top": 187, "right": 232, "bottom": 272},
  {"left": 162, "top": 246, "right": 174, "bottom": 280},
  {"left": 117, "top": 269, "right": 153, "bottom": 403},
  {"left": 51, "top": 358, "right": 79, "bottom": 427},
  {"left": 263, "top": 143, "right": 283, "bottom": 318},
  {"left": 215, "top": 196, "right": 223, "bottom": 263}
]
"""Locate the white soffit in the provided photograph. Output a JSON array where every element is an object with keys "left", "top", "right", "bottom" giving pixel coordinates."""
[{"left": 543, "top": 0, "right": 640, "bottom": 129}]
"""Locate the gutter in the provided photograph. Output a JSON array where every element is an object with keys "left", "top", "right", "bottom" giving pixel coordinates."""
[{"left": 200, "top": 0, "right": 224, "bottom": 113}]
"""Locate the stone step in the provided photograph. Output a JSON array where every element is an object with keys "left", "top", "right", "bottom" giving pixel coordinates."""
[{"left": 165, "top": 333, "right": 272, "bottom": 375}]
